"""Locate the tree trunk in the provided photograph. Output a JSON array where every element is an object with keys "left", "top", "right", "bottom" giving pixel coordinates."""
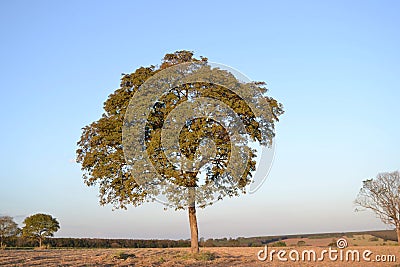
[
  {"left": 188, "top": 206, "right": 199, "bottom": 254},
  {"left": 397, "top": 227, "right": 400, "bottom": 245},
  {"left": 187, "top": 172, "right": 199, "bottom": 254}
]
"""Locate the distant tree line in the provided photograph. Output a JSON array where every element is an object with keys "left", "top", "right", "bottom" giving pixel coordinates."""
[
  {"left": 1, "top": 237, "right": 190, "bottom": 248},
  {"left": 2, "top": 212, "right": 398, "bottom": 249},
  {"left": 1, "top": 230, "right": 397, "bottom": 249}
]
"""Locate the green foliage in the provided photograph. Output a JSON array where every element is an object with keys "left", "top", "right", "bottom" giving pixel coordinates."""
[
  {"left": 76, "top": 50, "right": 283, "bottom": 209},
  {"left": 180, "top": 251, "right": 216, "bottom": 261},
  {"left": 193, "top": 251, "right": 216, "bottom": 261},
  {"left": 22, "top": 214, "right": 60, "bottom": 247},
  {"left": 297, "top": 240, "right": 306, "bottom": 246},
  {"left": 0, "top": 237, "right": 190, "bottom": 248},
  {"left": 308, "top": 233, "right": 343, "bottom": 239},
  {"left": 270, "top": 241, "right": 287, "bottom": 247},
  {"left": 328, "top": 242, "right": 337, "bottom": 247},
  {"left": 113, "top": 251, "right": 136, "bottom": 260}
]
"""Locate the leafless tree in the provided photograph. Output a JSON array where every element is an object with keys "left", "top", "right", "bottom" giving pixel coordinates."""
[{"left": 355, "top": 171, "right": 400, "bottom": 244}]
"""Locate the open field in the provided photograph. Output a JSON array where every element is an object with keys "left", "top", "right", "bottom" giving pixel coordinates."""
[
  {"left": 1, "top": 246, "right": 399, "bottom": 266},
  {"left": 279, "top": 234, "right": 398, "bottom": 247}
]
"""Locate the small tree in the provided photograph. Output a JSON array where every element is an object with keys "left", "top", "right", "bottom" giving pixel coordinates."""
[
  {"left": 22, "top": 213, "right": 60, "bottom": 248},
  {"left": 0, "top": 216, "right": 19, "bottom": 248},
  {"left": 355, "top": 171, "right": 400, "bottom": 244}
]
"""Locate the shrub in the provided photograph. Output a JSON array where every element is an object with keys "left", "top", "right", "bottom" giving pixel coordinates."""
[
  {"left": 297, "top": 240, "right": 306, "bottom": 247},
  {"left": 270, "top": 241, "right": 287, "bottom": 247},
  {"left": 328, "top": 239, "right": 337, "bottom": 247},
  {"left": 113, "top": 251, "right": 136, "bottom": 260},
  {"left": 180, "top": 251, "right": 217, "bottom": 261},
  {"left": 194, "top": 251, "right": 216, "bottom": 261}
]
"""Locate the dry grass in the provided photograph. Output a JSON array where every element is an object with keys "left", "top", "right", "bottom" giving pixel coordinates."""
[
  {"left": 0, "top": 246, "right": 399, "bottom": 266},
  {"left": 282, "top": 234, "right": 398, "bottom": 247},
  {"left": 346, "top": 234, "right": 398, "bottom": 246}
]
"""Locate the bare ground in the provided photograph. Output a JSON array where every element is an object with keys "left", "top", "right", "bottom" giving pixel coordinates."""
[{"left": 0, "top": 246, "right": 399, "bottom": 266}]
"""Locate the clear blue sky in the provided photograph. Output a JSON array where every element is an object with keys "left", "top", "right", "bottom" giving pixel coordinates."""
[{"left": 0, "top": 0, "right": 399, "bottom": 239}]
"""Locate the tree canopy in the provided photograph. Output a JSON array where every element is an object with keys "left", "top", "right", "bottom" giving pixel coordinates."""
[
  {"left": 77, "top": 50, "right": 283, "bottom": 208},
  {"left": 22, "top": 213, "right": 60, "bottom": 247}
]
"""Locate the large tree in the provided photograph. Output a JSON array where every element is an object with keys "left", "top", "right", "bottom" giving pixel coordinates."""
[
  {"left": 355, "top": 171, "right": 400, "bottom": 244},
  {"left": 77, "top": 51, "right": 283, "bottom": 253},
  {"left": 0, "top": 216, "right": 19, "bottom": 248},
  {"left": 22, "top": 213, "right": 60, "bottom": 247}
]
